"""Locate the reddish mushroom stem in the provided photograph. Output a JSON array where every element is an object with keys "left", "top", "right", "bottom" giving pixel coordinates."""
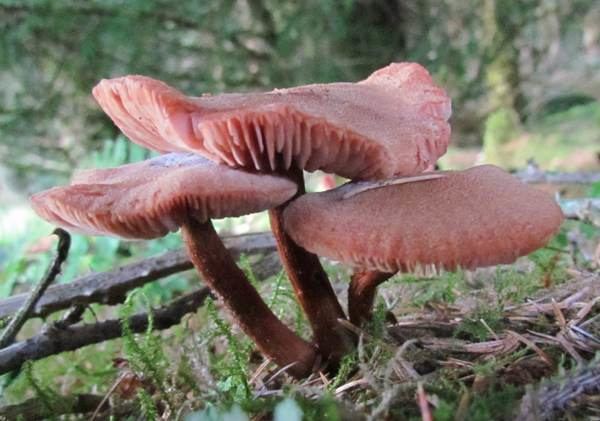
[
  {"left": 181, "top": 217, "right": 317, "bottom": 379},
  {"left": 348, "top": 270, "right": 393, "bottom": 326},
  {"left": 268, "top": 167, "right": 353, "bottom": 366}
]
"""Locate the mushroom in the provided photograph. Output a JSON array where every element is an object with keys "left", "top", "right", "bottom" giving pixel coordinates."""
[
  {"left": 282, "top": 165, "right": 565, "bottom": 325},
  {"left": 91, "top": 62, "right": 452, "bottom": 363},
  {"left": 92, "top": 62, "right": 450, "bottom": 179},
  {"left": 31, "top": 153, "right": 317, "bottom": 378}
]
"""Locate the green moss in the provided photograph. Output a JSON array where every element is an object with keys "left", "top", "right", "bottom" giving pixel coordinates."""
[
  {"left": 483, "top": 102, "right": 600, "bottom": 170},
  {"left": 297, "top": 394, "right": 342, "bottom": 421},
  {"left": 203, "top": 299, "right": 252, "bottom": 405},
  {"left": 493, "top": 268, "right": 540, "bottom": 305},
  {"left": 482, "top": 108, "right": 521, "bottom": 166},
  {"left": 4, "top": 341, "right": 118, "bottom": 404},
  {"left": 465, "top": 385, "right": 521, "bottom": 421},
  {"left": 455, "top": 306, "right": 504, "bottom": 341},
  {"left": 329, "top": 353, "right": 358, "bottom": 391},
  {"left": 120, "top": 293, "right": 169, "bottom": 393},
  {"left": 426, "top": 372, "right": 523, "bottom": 421},
  {"left": 401, "top": 271, "right": 464, "bottom": 307},
  {"left": 138, "top": 388, "right": 159, "bottom": 420}
]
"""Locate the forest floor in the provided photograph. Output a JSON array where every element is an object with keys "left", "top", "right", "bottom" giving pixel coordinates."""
[
  {"left": 0, "top": 132, "right": 598, "bottom": 419},
  {"left": 0, "top": 214, "right": 598, "bottom": 420}
]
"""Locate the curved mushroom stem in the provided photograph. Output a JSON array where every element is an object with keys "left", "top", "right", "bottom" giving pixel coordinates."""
[
  {"left": 348, "top": 270, "right": 393, "bottom": 326},
  {"left": 181, "top": 217, "right": 317, "bottom": 379},
  {"left": 268, "top": 167, "right": 353, "bottom": 366}
]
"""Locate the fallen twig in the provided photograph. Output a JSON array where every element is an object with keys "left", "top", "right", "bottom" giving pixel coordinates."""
[
  {"left": 505, "top": 272, "right": 599, "bottom": 319},
  {"left": 0, "top": 287, "right": 210, "bottom": 375},
  {"left": 0, "top": 393, "right": 109, "bottom": 420},
  {"left": 389, "top": 272, "right": 599, "bottom": 363},
  {"left": 0, "top": 232, "right": 276, "bottom": 320},
  {"left": 0, "top": 229, "right": 70, "bottom": 348},
  {"left": 506, "top": 330, "right": 554, "bottom": 367},
  {"left": 558, "top": 197, "right": 600, "bottom": 226},
  {"left": 516, "top": 359, "right": 600, "bottom": 421},
  {"left": 416, "top": 382, "right": 433, "bottom": 421},
  {"left": 514, "top": 162, "right": 600, "bottom": 185}
]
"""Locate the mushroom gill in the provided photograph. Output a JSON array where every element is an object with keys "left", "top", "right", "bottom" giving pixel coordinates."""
[
  {"left": 92, "top": 63, "right": 451, "bottom": 180},
  {"left": 32, "top": 153, "right": 297, "bottom": 239}
]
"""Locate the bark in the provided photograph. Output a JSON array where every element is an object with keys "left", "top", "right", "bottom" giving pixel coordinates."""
[
  {"left": 0, "top": 393, "right": 108, "bottom": 420},
  {"left": 0, "top": 288, "right": 210, "bottom": 374},
  {"left": 516, "top": 360, "right": 600, "bottom": 421},
  {"left": 0, "top": 228, "right": 70, "bottom": 348},
  {"left": 0, "top": 232, "right": 276, "bottom": 320},
  {"left": 515, "top": 165, "right": 600, "bottom": 185},
  {"left": 559, "top": 198, "right": 600, "bottom": 227}
]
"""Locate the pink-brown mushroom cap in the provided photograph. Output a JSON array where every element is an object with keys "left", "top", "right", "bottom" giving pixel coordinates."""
[
  {"left": 31, "top": 153, "right": 297, "bottom": 239},
  {"left": 92, "top": 63, "right": 451, "bottom": 180},
  {"left": 283, "top": 165, "right": 564, "bottom": 272}
]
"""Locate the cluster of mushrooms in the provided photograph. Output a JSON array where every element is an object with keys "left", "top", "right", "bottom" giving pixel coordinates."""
[{"left": 31, "top": 63, "right": 564, "bottom": 379}]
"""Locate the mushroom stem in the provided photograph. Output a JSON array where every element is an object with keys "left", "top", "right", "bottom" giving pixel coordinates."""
[
  {"left": 181, "top": 217, "right": 317, "bottom": 379},
  {"left": 348, "top": 270, "right": 393, "bottom": 326},
  {"left": 268, "top": 167, "right": 353, "bottom": 366}
]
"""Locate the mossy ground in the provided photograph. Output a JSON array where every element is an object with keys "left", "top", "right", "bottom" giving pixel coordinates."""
[
  {"left": 0, "top": 215, "right": 598, "bottom": 420},
  {"left": 0, "top": 137, "right": 598, "bottom": 419},
  {"left": 441, "top": 101, "right": 600, "bottom": 172}
]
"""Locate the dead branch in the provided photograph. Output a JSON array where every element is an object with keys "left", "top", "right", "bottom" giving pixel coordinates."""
[
  {"left": 559, "top": 198, "right": 600, "bottom": 226},
  {"left": 0, "top": 288, "right": 210, "bottom": 375},
  {"left": 515, "top": 162, "right": 600, "bottom": 185},
  {"left": 0, "top": 393, "right": 108, "bottom": 420},
  {"left": 389, "top": 273, "right": 600, "bottom": 359},
  {"left": 0, "top": 229, "right": 70, "bottom": 348},
  {"left": 0, "top": 232, "right": 276, "bottom": 320},
  {"left": 0, "top": 197, "right": 594, "bottom": 323},
  {"left": 516, "top": 359, "right": 600, "bottom": 421}
]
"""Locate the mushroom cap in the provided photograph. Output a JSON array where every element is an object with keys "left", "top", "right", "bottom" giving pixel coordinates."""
[
  {"left": 31, "top": 153, "right": 297, "bottom": 239},
  {"left": 283, "top": 165, "right": 564, "bottom": 272},
  {"left": 92, "top": 63, "right": 451, "bottom": 180}
]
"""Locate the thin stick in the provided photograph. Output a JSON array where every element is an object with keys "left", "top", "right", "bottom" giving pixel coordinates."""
[
  {"left": 0, "top": 288, "right": 210, "bottom": 375},
  {"left": 0, "top": 393, "right": 108, "bottom": 420},
  {"left": 90, "top": 372, "right": 129, "bottom": 421},
  {"left": 0, "top": 228, "right": 70, "bottom": 348},
  {"left": 514, "top": 162, "right": 600, "bottom": 185},
  {"left": 416, "top": 382, "right": 433, "bottom": 421},
  {"left": 558, "top": 198, "right": 600, "bottom": 226},
  {"left": 516, "top": 359, "right": 600, "bottom": 421},
  {"left": 0, "top": 231, "right": 276, "bottom": 320}
]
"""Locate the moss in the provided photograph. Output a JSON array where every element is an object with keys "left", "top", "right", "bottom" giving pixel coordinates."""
[
  {"left": 401, "top": 271, "right": 463, "bottom": 307},
  {"left": 329, "top": 353, "right": 358, "bottom": 391},
  {"left": 465, "top": 385, "right": 522, "bottom": 421},
  {"left": 203, "top": 299, "right": 253, "bottom": 405},
  {"left": 455, "top": 306, "right": 504, "bottom": 341},
  {"left": 482, "top": 107, "right": 521, "bottom": 166},
  {"left": 483, "top": 101, "right": 600, "bottom": 170},
  {"left": 2, "top": 231, "right": 597, "bottom": 419},
  {"left": 298, "top": 394, "right": 343, "bottom": 421}
]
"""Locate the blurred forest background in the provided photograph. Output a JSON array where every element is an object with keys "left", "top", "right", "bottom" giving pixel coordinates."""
[
  {"left": 0, "top": 1, "right": 598, "bottom": 285},
  {"left": 1, "top": 0, "right": 599, "bottom": 195},
  {"left": 1, "top": 0, "right": 599, "bottom": 299}
]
